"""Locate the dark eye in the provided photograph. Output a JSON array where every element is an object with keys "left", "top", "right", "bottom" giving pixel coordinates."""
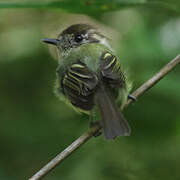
[{"left": 75, "top": 34, "right": 83, "bottom": 43}]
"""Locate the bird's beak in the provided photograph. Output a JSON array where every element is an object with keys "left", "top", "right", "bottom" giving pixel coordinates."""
[{"left": 41, "top": 38, "right": 59, "bottom": 46}]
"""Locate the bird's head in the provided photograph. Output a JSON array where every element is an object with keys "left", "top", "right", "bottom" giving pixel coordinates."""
[{"left": 42, "top": 24, "right": 111, "bottom": 56}]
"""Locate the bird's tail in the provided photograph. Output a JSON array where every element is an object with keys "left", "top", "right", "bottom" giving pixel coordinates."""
[{"left": 96, "top": 84, "right": 131, "bottom": 139}]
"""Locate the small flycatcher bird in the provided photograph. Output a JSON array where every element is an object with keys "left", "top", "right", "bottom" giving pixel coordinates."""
[{"left": 42, "top": 24, "right": 132, "bottom": 139}]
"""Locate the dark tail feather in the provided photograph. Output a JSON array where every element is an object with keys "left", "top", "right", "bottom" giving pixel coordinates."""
[{"left": 96, "top": 84, "right": 131, "bottom": 139}]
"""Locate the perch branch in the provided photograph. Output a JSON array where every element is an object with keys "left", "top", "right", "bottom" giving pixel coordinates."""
[
  {"left": 29, "top": 54, "right": 180, "bottom": 180},
  {"left": 125, "top": 54, "right": 180, "bottom": 107}
]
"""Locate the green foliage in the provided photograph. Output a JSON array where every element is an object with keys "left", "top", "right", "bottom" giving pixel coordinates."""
[
  {"left": 0, "top": 0, "right": 180, "bottom": 180},
  {"left": 0, "top": 0, "right": 179, "bottom": 14}
]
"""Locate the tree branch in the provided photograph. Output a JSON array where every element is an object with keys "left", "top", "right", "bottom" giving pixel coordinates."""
[
  {"left": 29, "top": 54, "right": 180, "bottom": 180},
  {"left": 125, "top": 54, "right": 180, "bottom": 107}
]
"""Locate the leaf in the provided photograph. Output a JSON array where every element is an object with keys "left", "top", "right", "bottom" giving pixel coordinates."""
[{"left": 0, "top": 0, "right": 179, "bottom": 14}]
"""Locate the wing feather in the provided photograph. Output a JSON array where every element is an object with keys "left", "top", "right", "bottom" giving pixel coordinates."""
[{"left": 61, "top": 62, "right": 98, "bottom": 111}]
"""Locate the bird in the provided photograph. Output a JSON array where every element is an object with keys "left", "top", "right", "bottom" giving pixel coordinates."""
[{"left": 42, "top": 24, "right": 132, "bottom": 140}]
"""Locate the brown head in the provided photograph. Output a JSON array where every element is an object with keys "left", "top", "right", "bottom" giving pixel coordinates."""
[{"left": 42, "top": 24, "right": 110, "bottom": 55}]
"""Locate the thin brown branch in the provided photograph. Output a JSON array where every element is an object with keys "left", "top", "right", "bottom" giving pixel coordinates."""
[
  {"left": 29, "top": 54, "right": 180, "bottom": 180},
  {"left": 29, "top": 125, "right": 101, "bottom": 180},
  {"left": 125, "top": 54, "right": 180, "bottom": 107}
]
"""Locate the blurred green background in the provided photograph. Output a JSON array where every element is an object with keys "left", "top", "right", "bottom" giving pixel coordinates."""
[{"left": 0, "top": 0, "right": 180, "bottom": 180}]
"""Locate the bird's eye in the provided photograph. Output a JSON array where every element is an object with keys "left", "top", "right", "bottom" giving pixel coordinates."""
[{"left": 75, "top": 34, "right": 83, "bottom": 43}]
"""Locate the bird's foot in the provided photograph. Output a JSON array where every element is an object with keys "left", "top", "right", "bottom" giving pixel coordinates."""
[
  {"left": 128, "top": 94, "right": 137, "bottom": 101},
  {"left": 89, "top": 121, "right": 102, "bottom": 137}
]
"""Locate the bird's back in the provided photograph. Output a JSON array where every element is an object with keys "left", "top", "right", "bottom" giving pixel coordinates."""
[{"left": 61, "top": 43, "right": 112, "bottom": 73}]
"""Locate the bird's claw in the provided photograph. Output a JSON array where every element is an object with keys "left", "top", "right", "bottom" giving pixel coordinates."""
[
  {"left": 128, "top": 94, "right": 137, "bottom": 101},
  {"left": 89, "top": 121, "right": 102, "bottom": 138}
]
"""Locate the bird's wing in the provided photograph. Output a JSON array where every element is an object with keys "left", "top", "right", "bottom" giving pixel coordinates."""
[
  {"left": 100, "top": 51, "right": 132, "bottom": 110},
  {"left": 100, "top": 51, "right": 125, "bottom": 88},
  {"left": 61, "top": 61, "right": 98, "bottom": 111}
]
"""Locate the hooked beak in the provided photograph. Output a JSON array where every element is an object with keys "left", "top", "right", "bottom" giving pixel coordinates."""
[{"left": 41, "top": 38, "right": 60, "bottom": 46}]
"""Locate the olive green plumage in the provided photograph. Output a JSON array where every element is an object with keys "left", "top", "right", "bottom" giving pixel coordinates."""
[{"left": 42, "top": 24, "right": 132, "bottom": 139}]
